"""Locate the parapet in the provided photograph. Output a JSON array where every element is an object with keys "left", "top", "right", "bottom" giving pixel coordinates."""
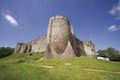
[{"left": 49, "top": 15, "right": 69, "bottom": 23}]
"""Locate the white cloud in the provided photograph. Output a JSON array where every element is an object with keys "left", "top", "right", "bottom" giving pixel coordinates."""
[
  {"left": 2, "top": 13, "right": 18, "bottom": 26},
  {"left": 108, "top": 0, "right": 120, "bottom": 20},
  {"left": 108, "top": 25, "right": 119, "bottom": 32}
]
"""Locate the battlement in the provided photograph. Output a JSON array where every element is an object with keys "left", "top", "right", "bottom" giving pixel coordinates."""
[{"left": 49, "top": 15, "right": 69, "bottom": 23}]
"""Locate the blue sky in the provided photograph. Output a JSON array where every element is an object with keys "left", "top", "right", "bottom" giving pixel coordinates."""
[{"left": 0, "top": 0, "right": 120, "bottom": 51}]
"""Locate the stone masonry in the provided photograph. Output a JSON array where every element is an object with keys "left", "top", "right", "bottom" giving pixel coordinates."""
[{"left": 14, "top": 15, "right": 96, "bottom": 58}]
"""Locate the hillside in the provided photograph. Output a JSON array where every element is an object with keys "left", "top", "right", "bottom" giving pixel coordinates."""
[{"left": 0, "top": 52, "right": 120, "bottom": 80}]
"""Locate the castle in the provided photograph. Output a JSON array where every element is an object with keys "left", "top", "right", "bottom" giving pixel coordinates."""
[{"left": 14, "top": 15, "right": 96, "bottom": 58}]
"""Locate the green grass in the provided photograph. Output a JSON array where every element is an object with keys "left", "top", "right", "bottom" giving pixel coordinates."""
[{"left": 0, "top": 52, "right": 120, "bottom": 80}]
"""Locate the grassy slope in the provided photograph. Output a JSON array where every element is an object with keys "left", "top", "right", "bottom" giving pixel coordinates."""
[{"left": 0, "top": 52, "right": 120, "bottom": 80}]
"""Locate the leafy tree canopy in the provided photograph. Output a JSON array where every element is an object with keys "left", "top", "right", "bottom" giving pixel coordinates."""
[
  {"left": 0, "top": 47, "right": 14, "bottom": 58},
  {"left": 97, "top": 47, "right": 120, "bottom": 61}
]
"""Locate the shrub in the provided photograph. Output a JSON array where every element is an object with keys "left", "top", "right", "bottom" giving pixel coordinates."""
[{"left": 0, "top": 47, "right": 14, "bottom": 58}]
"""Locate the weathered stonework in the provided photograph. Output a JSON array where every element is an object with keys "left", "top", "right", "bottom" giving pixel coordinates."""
[
  {"left": 83, "top": 40, "right": 96, "bottom": 57},
  {"left": 14, "top": 35, "right": 47, "bottom": 53},
  {"left": 14, "top": 15, "right": 96, "bottom": 58},
  {"left": 14, "top": 43, "right": 32, "bottom": 53}
]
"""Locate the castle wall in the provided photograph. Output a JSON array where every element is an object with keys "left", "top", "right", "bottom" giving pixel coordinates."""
[
  {"left": 72, "top": 36, "right": 85, "bottom": 56},
  {"left": 14, "top": 43, "right": 31, "bottom": 53},
  {"left": 29, "top": 35, "right": 47, "bottom": 52},
  {"left": 14, "top": 35, "right": 47, "bottom": 53},
  {"left": 83, "top": 40, "right": 96, "bottom": 57},
  {"left": 14, "top": 43, "right": 23, "bottom": 53},
  {"left": 14, "top": 15, "right": 96, "bottom": 58}
]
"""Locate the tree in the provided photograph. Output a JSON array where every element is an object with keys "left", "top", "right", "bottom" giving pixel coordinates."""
[
  {"left": 0, "top": 47, "right": 14, "bottom": 58},
  {"left": 97, "top": 47, "right": 120, "bottom": 61},
  {"left": 97, "top": 49, "right": 107, "bottom": 57}
]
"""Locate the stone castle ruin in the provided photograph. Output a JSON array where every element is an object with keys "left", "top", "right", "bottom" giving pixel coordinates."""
[{"left": 14, "top": 15, "right": 96, "bottom": 58}]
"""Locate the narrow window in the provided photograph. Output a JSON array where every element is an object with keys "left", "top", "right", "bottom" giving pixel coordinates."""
[
  {"left": 87, "top": 44, "right": 89, "bottom": 47},
  {"left": 91, "top": 49, "right": 94, "bottom": 51}
]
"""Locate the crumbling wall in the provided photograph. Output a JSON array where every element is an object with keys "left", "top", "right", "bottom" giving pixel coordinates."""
[
  {"left": 14, "top": 35, "right": 47, "bottom": 53},
  {"left": 14, "top": 43, "right": 23, "bottom": 53},
  {"left": 72, "top": 36, "right": 85, "bottom": 56},
  {"left": 14, "top": 43, "right": 32, "bottom": 53},
  {"left": 82, "top": 40, "right": 96, "bottom": 57},
  {"left": 29, "top": 35, "right": 47, "bottom": 52},
  {"left": 14, "top": 15, "right": 96, "bottom": 58}
]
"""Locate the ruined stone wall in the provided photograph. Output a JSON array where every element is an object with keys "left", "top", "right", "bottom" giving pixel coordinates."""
[
  {"left": 28, "top": 35, "right": 47, "bottom": 52},
  {"left": 14, "top": 35, "right": 47, "bottom": 53},
  {"left": 14, "top": 15, "right": 96, "bottom": 58},
  {"left": 14, "top": 43, "right": 31, "bottom": 53},
  {"left": 14, "top": 43, "right": 23, "bottom": 53},
  {"left": 83, "top": 40, "right": 96, "bottom": 57},
  {"left": 72, "top": 36, "right": 85, "bottom": 56}
]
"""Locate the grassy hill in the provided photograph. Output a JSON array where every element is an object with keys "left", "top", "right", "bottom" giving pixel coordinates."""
[{"left": 0, "top": 52, "right": 120, "bottom": 80}]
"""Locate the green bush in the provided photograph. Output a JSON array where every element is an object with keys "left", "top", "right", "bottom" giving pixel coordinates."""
[{"left": 0, "top": 47, "right": 14, "bottom": 58}]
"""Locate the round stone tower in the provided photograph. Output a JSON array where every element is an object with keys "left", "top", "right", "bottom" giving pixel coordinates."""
[
  {"left": 47, "top": 15, "right": 71, "bottom": 54},
  {"left": 45, "top": 15, "right": 75, "bottom": 58}
]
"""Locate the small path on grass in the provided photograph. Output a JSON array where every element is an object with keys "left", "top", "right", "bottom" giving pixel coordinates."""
[
  {"left": 41, "top": 65, "right": 55, "bottom": 68},
  {"left": 83, "top": 67, "right": 120, "bottom": 74},
  {"left": 31, "top": 64, "right": 55, "bottom": 68}
]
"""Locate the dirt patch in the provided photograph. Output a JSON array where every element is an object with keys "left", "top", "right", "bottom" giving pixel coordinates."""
[
  {"left": 83, "top": 67, "right": 120, "bottom": 74},
  {"left": 65, "top": 63, "right": 72, "bottom": 66},
  {"left": 32, "top": 64, "right": 55, "bottom": 68},
  {"left": 41, "top": 65, "right": 55, "bottom": 68}
]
